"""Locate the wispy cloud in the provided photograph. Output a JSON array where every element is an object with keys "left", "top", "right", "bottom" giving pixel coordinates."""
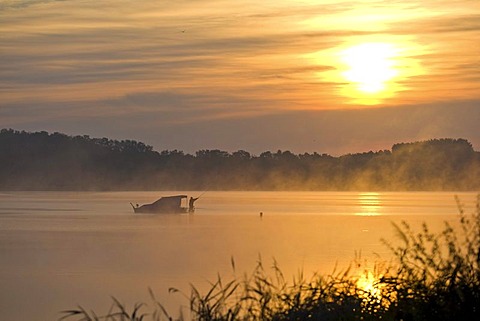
[{"left": 1, "top": 0, "right": 479, "bottom": 153}]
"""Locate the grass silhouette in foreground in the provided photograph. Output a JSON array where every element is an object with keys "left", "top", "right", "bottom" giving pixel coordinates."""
[{"left": 60, "top": 195, "right": 480, "bottom": 321}]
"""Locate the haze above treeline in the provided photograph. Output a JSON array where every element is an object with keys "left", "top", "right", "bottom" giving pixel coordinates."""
[{"left": 1, "top": 129, "right": 479, "bottom": 191}]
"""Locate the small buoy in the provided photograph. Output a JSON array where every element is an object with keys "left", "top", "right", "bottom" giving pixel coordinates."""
[{"left": 259, "top": 212, "right": 263, "bottom": 218}]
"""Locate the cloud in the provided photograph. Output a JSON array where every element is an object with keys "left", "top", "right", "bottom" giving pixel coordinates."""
[
  {"left": 166, "top": 99, "right": 480, "bottom": 155},
  {"left": 3, "top": 93, "right": 479, "bottom": 156},
  {"left": 1, "top": 16, "right": 345, "bottom": 109},
  {"left": 0, "top": 0, "right": 67, "bottom": 10},
  {"left": 0, "top": 2, "right": 435, "bottom": 96},
  {"left": 1, "top": 0, "right": 479, "bottom": 155},
  {"left": 388, "top": 11, "right": 480, "bottom": 35}
]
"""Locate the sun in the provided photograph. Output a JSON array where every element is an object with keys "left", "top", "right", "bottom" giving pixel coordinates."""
[
  {"left": 340, "top": 43, "right": 398, "bottom": 94},
  {"left": 306, "top": 38, "right": 425, "bottom": 105}
]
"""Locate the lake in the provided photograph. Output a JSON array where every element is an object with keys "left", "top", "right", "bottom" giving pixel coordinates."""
[{"left": 0, "top": 191, "right": 478, "bottom": 321}]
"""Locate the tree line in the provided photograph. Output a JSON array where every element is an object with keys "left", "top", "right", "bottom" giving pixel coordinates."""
[{"left": 1, "top": 129, "right": 479, "bottom": 191}]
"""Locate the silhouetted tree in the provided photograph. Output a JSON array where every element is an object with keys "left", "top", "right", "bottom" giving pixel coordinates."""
[{"left": 0, "top": 129, "right": 478, "bottom": 191}]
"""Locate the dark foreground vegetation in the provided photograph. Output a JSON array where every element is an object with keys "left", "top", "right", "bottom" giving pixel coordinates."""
[
  {"left": 60, "top": 196, "right": 480, "bottom": 321},
  {"left": 1, "top": 129, "right": 480, "bottom": 191}
]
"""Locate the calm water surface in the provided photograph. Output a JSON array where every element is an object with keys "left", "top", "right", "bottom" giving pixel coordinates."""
[{"left": 0, "top": 191, "right": 477, "bottom": 321}]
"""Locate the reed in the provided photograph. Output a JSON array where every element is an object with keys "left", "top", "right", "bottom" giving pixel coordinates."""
[{"left": 60, "top": 195, "right": 480, "bottom": 321}]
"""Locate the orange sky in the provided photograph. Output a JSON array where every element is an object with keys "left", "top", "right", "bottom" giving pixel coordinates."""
[{"left": 1, "top": 0, "right": 479, "bottom": 154}]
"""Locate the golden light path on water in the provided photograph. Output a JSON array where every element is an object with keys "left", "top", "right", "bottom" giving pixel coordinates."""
[
  {"left": 356, "top": 192, "right": 382, "bottom": 216},
  {"left": 355, "top": 193, "right": 385, "bottom": 299}
]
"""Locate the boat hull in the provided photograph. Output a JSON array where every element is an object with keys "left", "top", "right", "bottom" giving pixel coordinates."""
[{"left": 130, "top": 195, "right": 191, "bottom": 214}]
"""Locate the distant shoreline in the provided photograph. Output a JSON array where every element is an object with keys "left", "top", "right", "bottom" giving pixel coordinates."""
[{"left": 2, "top": 129, "right": 480, "bottom": 191}]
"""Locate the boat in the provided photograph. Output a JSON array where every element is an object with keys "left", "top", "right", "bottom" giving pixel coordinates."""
[{"left": 130, "top": 195, "right": 191, "bottom": 214}]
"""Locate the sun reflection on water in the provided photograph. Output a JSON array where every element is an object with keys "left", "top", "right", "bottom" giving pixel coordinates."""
[
  {"left": 353, "top": 260, "right": 395, "bottom": 312},
  {"left": 357, "top": 270, "right": 382, "bottom": 298},
  {"left": 356, "top": 192, "right": 382, "bottom": 216}
]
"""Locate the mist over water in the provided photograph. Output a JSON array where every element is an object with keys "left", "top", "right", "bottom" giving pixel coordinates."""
[
  {"left": 0, "top": 191, "right": 477, "bottom": 321},
  {"left": 2, "top": 131, "right": 479, "bottom": 192}
]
